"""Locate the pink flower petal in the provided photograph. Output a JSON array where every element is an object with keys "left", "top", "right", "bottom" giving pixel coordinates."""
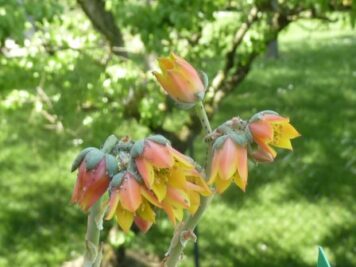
[{"left": 119, "top": 174, "right": 142, "bottom": 212}]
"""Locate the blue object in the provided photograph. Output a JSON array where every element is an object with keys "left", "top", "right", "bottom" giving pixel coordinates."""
[{"left": 317, "top": 247, "right": 331, "bottom": 267}]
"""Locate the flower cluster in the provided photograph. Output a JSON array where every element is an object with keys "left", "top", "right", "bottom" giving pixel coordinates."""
[
  {"left": 71, "top": 135, "right": 211, "bottom": 232},
  {"left": 208, "top": 112, "right": 300, "bottom": 193}
]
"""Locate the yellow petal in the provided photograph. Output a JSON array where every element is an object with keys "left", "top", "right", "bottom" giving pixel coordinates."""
[
  {"left": 137, "top": 200, "right": 156, "bottom": 223},
  {"left": 152, "top": 179, "right": 167, "bottom": 202},
  {"left": 271, "top": 136, "right": 293, "bottom": 150},
  {"left": 140, "top": 186, "right": 162, "bottom": 208},
  {"left": 187, "top": 191, "right": 200, "bottom": 214},
  {"left": 208, "top": 149, "right": 221, "bottom": 184},
  {"left": 233, "top": 172, "right": 247, "bottom": 192},
  {"left": 115, "top": 204, "right": 134, "bottom": 233},
  {"left": 158, "top": 57, "right": 174, "bottom": 71},
  {"left": 170, "top": 147, "right": 195, "bottom": 169},
  {"left": 236, "top": 145, "right": 248, "bottom": 184},
  {"left": 215, "top": 177, "right": 232, "bottom": 193},
  {"left": 172, "top": 207, "right": 184, "bottom": 222},
  {"left": 282, "top": 123, "right": 301, "bottom": 139},
  {"left": 168, "top": 167, "right": 187, "bottom": 189}
]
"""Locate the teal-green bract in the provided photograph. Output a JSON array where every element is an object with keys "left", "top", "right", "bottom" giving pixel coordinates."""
[{"left": 317, "top": 247, "right": 331, "bottom": 267}]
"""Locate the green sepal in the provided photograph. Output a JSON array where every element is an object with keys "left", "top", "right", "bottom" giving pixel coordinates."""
[
  {"left": 127, "top": 160, "right": 143, "bottom": 183},
  {"left": 130, "top": 140, "right": 145, "bottom": 158},
  {"left": 212, "top": 135, "right": 228, "bottom": 151},
  {"left": 317, "top": 247, "right": 331, "bottom": 267},
  {"left": 85, "top": 149, "right": 105, "bottom": 170},
  {"left": 198, "top": 70, "right": 209, "bottom": 90},
  {"left": 195, "top": 90, "right": 205, "bottom": 101},
  {"left": 175, "top": 100, "right": 196, "bottom": 110},
  {"left": 71, "top": 147, "right": 96, "bottom": 172},
  {"left": 244, "top": 127, "right": 254, "bottom": 143},
  {"left": 110, "top": 172, "right": 125, "bottom": 189},
  {"left": 217, "top": 124, "right": 235, "bottom": 135},
  {"left": 105, "top": 154, "right": 119, "bottom": 178},
  {"left": 101, "top": 134, "right": 118, "bottom": 153},
  {"left": 148, "top": 135, "right": 169, "bottom": 145},
  {"left": 230, "top": 133, "right": 249, "bottom": 146},
  {"left": 249, "top": 110, "right": 279, "bottom": 122}
]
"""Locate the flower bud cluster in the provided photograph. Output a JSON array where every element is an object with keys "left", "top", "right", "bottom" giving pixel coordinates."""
[
  {"left": 71, "top": 134, "right": 211, "bottom": 232},
  {"left": 208, "top": 111, "right": 300, "bottom": 193}
]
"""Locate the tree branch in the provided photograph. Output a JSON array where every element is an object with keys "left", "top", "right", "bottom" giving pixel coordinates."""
[{"left": 77, "top": 0, "right": 127, "bottom": 57}]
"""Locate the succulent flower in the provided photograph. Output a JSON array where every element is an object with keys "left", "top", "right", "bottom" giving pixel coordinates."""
[
  {"left": 105, "top": 171, "right": 161, "bottom": 233},
  {"left": 153, "top": 53, "right": 206, "bottom": 108},
  {"left": 209, "top": 136, "right": 248, "bottom": 193},
  {"left": 132, "top": 136, "right": 211, "bottom": 224},
  {"left": 71, "top": 148, "right": 118, "bottom": 211},
  {"left": 248, "top": 112, "right": 300, "bottom": 159}
]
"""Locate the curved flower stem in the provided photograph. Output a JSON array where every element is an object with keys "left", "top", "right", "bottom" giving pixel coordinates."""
[
  {"left": 165, "top": 101, "right": 214, "bottom": 267},
  {"left": 83, "top": 198, "right": 102, "bottom": 267}
]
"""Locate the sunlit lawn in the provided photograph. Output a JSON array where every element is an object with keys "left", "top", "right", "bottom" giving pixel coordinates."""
[{"left": 0, "top": 22, "right": 355, "bottom": 266}]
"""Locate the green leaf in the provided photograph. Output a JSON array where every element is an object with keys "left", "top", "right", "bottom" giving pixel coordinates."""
[{"left": 317, "top": 247, "right": 331, "bottom": 267}]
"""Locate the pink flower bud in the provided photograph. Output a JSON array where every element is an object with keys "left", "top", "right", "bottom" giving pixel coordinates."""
[{"left": 153, "top": 53, "right": 205, "bottom": 105}]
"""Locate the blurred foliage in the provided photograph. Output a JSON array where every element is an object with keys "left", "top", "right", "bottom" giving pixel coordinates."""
[{"left": 0, "top": 0, "right": 355, "bottom": 266}]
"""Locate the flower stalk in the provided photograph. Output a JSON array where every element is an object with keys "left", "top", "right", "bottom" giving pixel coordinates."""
[
  {"left": 165, "top": 101, "right": 214, "bottom": 267},
  {"left": 83, "top": 198, "right": 102, "bottom": 267}
]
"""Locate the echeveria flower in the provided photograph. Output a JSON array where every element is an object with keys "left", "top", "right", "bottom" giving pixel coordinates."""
[
  {"left": 153, "top": 53, "right": 206, "bottom": 107},
  {"left": 133, "top": 136, "right": 211, "bottom": 224},
  {"left": 249, "top": 113, "right": 300, "bottom": 158},
  {"left": 209, "top": 137, "right": 248, "bottom": 193},
  {"left": 71, "top": 147, "right": 118, "bottom": 211},
  {"left": 71, "top": 158, "right": 110, "bottom": 211},
  {"left": 106, "top": 171, "right": 161, "bottom": 233}
]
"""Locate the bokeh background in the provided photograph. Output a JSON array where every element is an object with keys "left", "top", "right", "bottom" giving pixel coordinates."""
[{"left": 0, "top": 1, "right": 355, "bottom": 266}]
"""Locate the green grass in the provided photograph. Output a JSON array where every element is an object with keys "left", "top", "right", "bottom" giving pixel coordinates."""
[{"left": 0, "top": 21, "right": 355, "bottom": 266}]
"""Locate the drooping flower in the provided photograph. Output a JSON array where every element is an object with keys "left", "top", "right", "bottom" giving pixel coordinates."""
[
  {"left": 209, "top": 137, "right": 248, "bottom": 193},
  {"left": 153, "top": 53, "right": 206, "bottom": 107},
  {"left": 106, "top": 171, "right": 161, "bottom": 233},
  {"left": 71, "top": 147, "right": 118, "bottom": 211},
  {"left": 132, "top": 136, "right": 211, "bottom": 224},
  {"left": 248, "top": 113, "right": 300, "bottom": 159}
]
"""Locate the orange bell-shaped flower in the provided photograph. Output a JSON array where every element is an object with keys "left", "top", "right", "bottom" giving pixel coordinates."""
[
  {"left": 249, "top": 113, "right": 300, "bottom": 159},
  {"left": 106, "top": 171, "right": 161, "bottom": 233},
  {"left": 153, "top": 53, "right": 206, "bottom": 106},
  {"left": 209, "top": 137, "right": 248, "bottom": 193},
  {"left": 71, "top": 159, "right": 110, "bottom": 211}
]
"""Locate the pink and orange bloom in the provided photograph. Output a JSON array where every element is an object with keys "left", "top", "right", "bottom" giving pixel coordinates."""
[
  {"left": 134, "top": 137, "right": 211, "bottom": 224},
  {"left": 209, "top": 137, "right": 248, "bottom": 193},
  {"left": 153, "top": 53, "right": 206, "bottom": 106},
  {"left": 106, "top": 171, "right": 161, "bottom": 232},
  {"left": 71, "top": 158, "right": 110, "bottom": 211},
  {"left": 249, "top": 113, "right": 300, "bottom": 159}
]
